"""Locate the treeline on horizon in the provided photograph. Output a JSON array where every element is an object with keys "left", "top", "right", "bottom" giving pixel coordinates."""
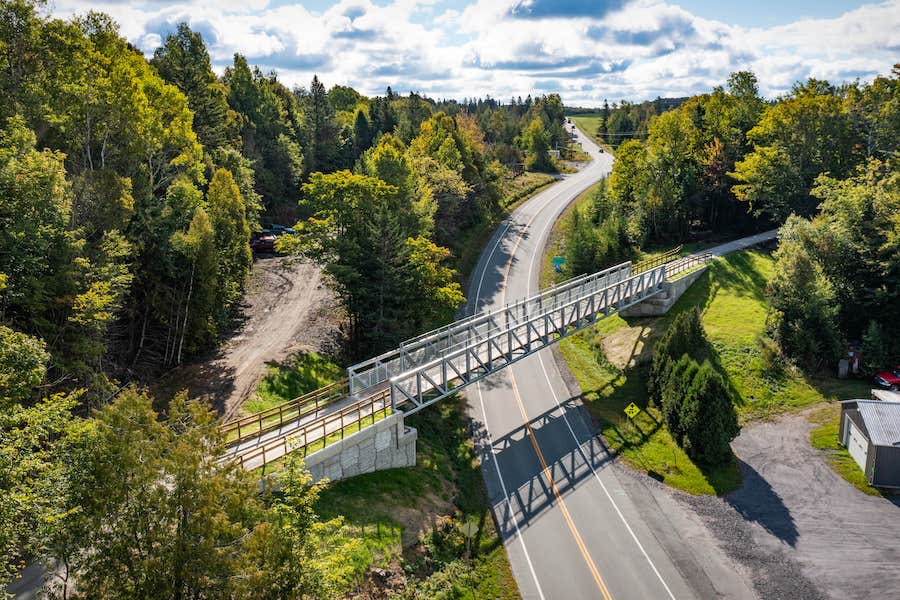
[{"left": 567, "top": 96, "right": 689, "bottom": 147}]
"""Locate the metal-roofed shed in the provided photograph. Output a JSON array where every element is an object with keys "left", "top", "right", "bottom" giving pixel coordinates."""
[{"left": 839, "top": 400, "right": 900, "bottom": 488}]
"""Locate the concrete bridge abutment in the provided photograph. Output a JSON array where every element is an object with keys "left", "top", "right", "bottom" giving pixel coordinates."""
[{"left": 302, "top": 411, "right": 416, "bottom": 483}]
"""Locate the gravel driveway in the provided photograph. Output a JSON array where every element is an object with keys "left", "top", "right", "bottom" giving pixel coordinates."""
[{"left": 679, "top": 409, "right": 900, "bottom": 600}]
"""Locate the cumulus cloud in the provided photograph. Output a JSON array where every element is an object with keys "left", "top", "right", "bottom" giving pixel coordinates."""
[{"left": 44, "top": 0, "right": 899, "bottom": 105}]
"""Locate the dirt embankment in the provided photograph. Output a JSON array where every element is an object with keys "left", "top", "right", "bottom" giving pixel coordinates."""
[{"left": 156, "top": 256, "right": 343, "bottom": 419}]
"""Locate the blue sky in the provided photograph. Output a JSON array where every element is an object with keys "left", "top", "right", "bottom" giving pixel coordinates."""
[{"left": 48, "top": 0, "right": 899, "bottom": 105}]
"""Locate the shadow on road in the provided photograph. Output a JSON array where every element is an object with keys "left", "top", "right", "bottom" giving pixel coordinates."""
[
  {"left": 465, "top": 221, "right": 528, "bottom": 313},
  {"left": 726, "top": 459, "right": 799, "bottom": 547},
  {"left": 469, "top": 397, "right": 613, "bottom": 537}
]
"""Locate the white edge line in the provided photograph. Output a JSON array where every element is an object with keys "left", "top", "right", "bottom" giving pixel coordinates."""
[
  {"left": 535, "top": 351, "right": 678, "bottom": 600},
  {"left": 475, "top": 382, "right": 546, "bottom": 600},
  {"left": 467, "top": 130, "right": 620, "bottom": 599},
  {"left": 523, "top": 140, "right": 678, "bottom": 600},
  {"left": 466, "top": 173, "right": 574, "bottom": 600}
]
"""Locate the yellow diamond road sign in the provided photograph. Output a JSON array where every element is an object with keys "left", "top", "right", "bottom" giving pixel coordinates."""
[{"left": 624, "top": 403, "right": 641, "bottom": 419}]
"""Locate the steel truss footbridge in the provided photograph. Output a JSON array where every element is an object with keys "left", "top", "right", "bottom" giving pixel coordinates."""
[
  {"left": 350, "top": 252, "right": 709, "bottom": 413},
  {"left": 219, "top": 250, "right": 710, "bottom": 470}
]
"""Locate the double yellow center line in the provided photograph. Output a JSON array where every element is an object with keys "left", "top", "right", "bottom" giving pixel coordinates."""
[
  {"left": 496, "top": 202, "right": 613, "bottom": 600},
  {"left": 508, "top": 374, "right": 613, "bottom": 599}
]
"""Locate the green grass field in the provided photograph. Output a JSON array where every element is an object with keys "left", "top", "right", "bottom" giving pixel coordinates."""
[
  {"left": 558, "top": 250, "right": 871, "bottom": 495},
  {"left": 569, "top": 114, "right": 615, "bottom": 153},
  {"left": 243, "top": 351, "right": 344, "bottom": 415}
]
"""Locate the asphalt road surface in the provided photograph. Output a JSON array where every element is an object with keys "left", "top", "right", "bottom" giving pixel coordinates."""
[{"left": 465, "top": 129, "right": 698, "bottom": 600}]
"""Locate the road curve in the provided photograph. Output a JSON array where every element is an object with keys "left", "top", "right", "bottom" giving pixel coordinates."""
[{"left": 465, "top": 128, "right": 697, "bottom": 599}]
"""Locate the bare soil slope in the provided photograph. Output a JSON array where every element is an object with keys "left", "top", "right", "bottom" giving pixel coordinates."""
[{"left": 157, "top": 256, "right": 343, "bottom": 418}]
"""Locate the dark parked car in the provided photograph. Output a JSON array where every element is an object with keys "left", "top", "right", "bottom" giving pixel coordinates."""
[
  {"left": 874, "top": 366, "right": 900, "bottom": 390},
  {"left": 250, "top": 232, "right": 277, "bottom": 253}
]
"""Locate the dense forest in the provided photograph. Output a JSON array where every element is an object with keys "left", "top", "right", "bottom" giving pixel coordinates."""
[
  {"left": 565, "top": 68, "right": 900, "bottom": 370},
  {"left": 0, "top": 0, "right": 569, "bottom": 398},
  {"left": 0, "top": 1, "right": 573, "bottom": 594}
]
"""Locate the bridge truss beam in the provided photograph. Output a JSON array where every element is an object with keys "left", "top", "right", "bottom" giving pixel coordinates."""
[{"left": 388, "top": 263, "right": 671, "bottom": 414}]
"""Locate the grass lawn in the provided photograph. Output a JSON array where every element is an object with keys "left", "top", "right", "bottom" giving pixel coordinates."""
[
  {"left": 808, "top": 402, "right": 884, "bottom": 496},
  {"left": 558, "top": 250, "right": 871, "bottom": 495},
  {"left": 314, "top": 398, "right": 519, "bottom": 598},
  {"left": 242, "top": 351, "right": 344, "bottom": 415}
]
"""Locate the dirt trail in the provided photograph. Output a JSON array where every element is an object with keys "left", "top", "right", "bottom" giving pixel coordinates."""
[{"left": 157, "top": 256, "right": 343, "bottom": 419}]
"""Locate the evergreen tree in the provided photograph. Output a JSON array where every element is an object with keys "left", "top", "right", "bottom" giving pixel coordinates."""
[
  {"left": 660, "top": 354, "right": 700, "bottom": 445},
  {"left": 566, "top": 208, "right": 598, "bottom": 277},
  {"left": 649, "top": 308, "right": 707, "bottom": 405},
  {"left": 151, "top": 23, "right": 233, "bottom": 151},
  {"left": 224, "top": 54, "right": 303, "bottom": 216},
  {"left": 352, "top": 107, "right": 373, "bottom": 158},
  {"left": 368, "top": 91, "right": 398, "bottom": 137},
  {"left": 303, "top": 75, "right": 342, "bottom": 173},
  {"left": 679, "top": 361, "right": 739, "bottom": 464}
]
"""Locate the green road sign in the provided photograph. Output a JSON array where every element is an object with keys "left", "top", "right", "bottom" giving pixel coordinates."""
[
  {"left": 624, "top": 402, "right": 641, "bottom": 419},
  {"left": 461, "top": 520, "right": 479, "bottom": 539}
]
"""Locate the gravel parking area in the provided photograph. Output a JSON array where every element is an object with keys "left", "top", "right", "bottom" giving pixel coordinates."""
[{"left": 680, "top": 410, "right": 900, "bottom": 600}]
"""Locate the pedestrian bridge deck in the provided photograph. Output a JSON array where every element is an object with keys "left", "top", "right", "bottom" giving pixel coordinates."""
[{"left": 222, "top": 251, "right": 712, "bottom": 469}]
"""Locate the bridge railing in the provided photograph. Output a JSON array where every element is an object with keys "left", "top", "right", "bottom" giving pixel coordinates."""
[
  {"left": 633, "top": 245, "right": 683, "bottom": 274},
  {"left": 221, "top": 379, "right": 349, "bottom": 445},
  {"left": 223, "top": 252, "right": 716, "bottom": 470},
  {"left": 388, "top": 264, "right": 669, "bottom": 414},
  {"left": 666, "top": 252, "right": 712, "bottom": 279},
  {"left": 348, "top": 261, "right": 633, "bottom": 395},
  {"left": 229, "top": 389, "right": 391, "bottom": 470}
]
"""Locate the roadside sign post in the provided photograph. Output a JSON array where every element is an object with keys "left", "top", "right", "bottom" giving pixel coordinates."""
[
  {"left": 624, "top": 402, "right": 641, "bottom": 440},
  {"left": 552, "top": 256, "right": 566, "bottom": 272}
]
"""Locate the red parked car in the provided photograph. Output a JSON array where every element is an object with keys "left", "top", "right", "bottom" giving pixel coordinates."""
[
  {"left": 250, "top": 231, "right": 277, "bottom": 254},
  {"left": 874, "top": 366, "right": 900, "bottom": 390}
]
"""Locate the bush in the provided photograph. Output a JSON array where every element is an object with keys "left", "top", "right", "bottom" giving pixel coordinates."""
[
  {"left": 679, "top": 362, "right": 739, "bottom": 465},
  {"left": 862, "top": 320, "right": 888, "bottom": 375},
  {"left": 648, "top": 309, "right": 738, "bottom": 466}
]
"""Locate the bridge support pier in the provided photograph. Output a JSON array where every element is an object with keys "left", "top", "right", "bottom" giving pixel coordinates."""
[
  {"left": 303, "top": 411, "right": 417, "bottom": 483},
  {"left": 619, "top": 266, "right": 709, "bottom": 317}
]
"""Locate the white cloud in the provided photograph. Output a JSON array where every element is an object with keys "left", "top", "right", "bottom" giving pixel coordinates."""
[{"left": 44, "top": 0, "right": 899, "bottom": 105}]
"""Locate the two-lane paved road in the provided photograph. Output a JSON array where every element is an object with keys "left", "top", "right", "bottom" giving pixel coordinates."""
[{"left": 466, "top": 129, "right": 697, "bottom": 599}]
